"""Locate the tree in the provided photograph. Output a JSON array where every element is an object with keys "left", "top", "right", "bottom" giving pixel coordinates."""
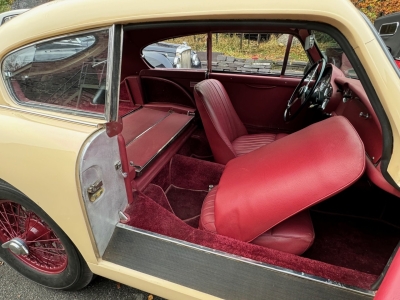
[
  {"left": 0, "top": 0, "right": 14, "bottom": 13},
  {"left": 351, "top": 0, "right": 400, "bottom": 22}
]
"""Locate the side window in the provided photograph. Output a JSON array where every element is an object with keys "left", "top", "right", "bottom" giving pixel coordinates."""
[
  {"left": 284, "top": 36, "right": 310, "bottom": 76},
  {"left": 2, "top": 29, "right": 109, "bottom": 115},
  {"left": 142, "top": 34, "right": 207, "bottom": 69},
  {"left": 313, "top": 31, "right": 358, "bottom": 79},
  {"left": 211, "top": 33, "right": 309, "bottom": 76}
]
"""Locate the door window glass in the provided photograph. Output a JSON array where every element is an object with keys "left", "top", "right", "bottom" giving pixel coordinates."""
[{"left": 2, "top": 29, "right": 109, "bottom": 114}]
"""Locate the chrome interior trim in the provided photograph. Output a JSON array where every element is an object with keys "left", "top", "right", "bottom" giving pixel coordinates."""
[
  {"left": 79, "top": 130, "right": 129, "bottom": 257},
  {"left": 116, "top": 223, "right": 375, "bottom": 297},
  {"left": 105, "top": 25, "right": 115, "bottom": 122},
  {"left": 134, "top": 115, "right": 194, "bottom": 174},
  {"left": 0, "top": 27, "right": 110, "bottom": 120},
  {"left": 105, "top": 25, "right": 123, "bottom": 122},
  {"left": 0, "top": 104, "right": 99, "bottom": 127}
]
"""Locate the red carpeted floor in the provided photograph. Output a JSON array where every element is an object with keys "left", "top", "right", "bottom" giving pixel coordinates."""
[
  {"left": 304, "top": 212, "right": 400, "bottom": 275},
  {"left": 125, "top": 154, "right": 400, "bottom": 291}
]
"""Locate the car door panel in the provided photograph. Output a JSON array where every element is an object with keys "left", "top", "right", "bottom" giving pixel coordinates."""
[{"left": 139, "top": 69, "right": 206, "bottom": 107}]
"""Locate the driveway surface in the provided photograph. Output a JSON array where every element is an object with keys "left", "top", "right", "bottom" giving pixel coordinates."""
[{"left": 0, "top": 258, "right": 164, "bottom": 300}]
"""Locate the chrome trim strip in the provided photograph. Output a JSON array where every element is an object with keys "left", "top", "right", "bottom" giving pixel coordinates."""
[
  {"left": 116, "top": 223, "right": 375, "bottom": 297},
  {"left": 0, "top": 104, "right": 99, "bottom": 126},
  {"left": 1, "top": 27, "right": 110, "bottom": 120},
  {"left": 105, "top": 25, "right": 115, "bottom": 122},
  {"left": 379, "top": 22, "right": 400, "bottom": 36},
  {"left": 105, "top": 25, "right": 123, "bottom": 122},
  {"left": 134, "top": 115, "right": 194, "bottom": 173}
]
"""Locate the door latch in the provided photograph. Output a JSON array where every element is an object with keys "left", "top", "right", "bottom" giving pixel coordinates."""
[{"left": 87, "top": 180, "right": 104, "bottom": 202}]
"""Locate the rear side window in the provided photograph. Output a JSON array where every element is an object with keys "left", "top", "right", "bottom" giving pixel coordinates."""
[
  {"left": 2, "top": 29, "right": 109, "bottom": 115},
  {"left": 142, "top": 34, "right": 207, "bottom": 69},
  {"left": 211, "top": 33, "right": 309, "bottom": 76},
  {"left": 379, "top": 22, "right": 399, "bottom": 36}
]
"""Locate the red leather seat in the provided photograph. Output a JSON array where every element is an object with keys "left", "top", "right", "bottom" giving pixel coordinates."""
[
  {"left": 194, "top": 79, "right": 287, "bottom": 164},
  {"left": 199, "top": 186, "right": 315, "bottom": 255},
  {"left": 199, "top": 117, "right": 366, "bottom": 255}
]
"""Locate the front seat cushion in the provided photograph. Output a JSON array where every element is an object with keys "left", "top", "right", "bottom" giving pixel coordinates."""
[{"left": 199, "top": 186, "right": 315, "bottom": 255}]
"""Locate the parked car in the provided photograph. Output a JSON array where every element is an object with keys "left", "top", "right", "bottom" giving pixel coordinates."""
[
  {"left": 374, "top": 12, "right": 400, "bottom": 67},
  {"left": 0, "top": 8, "right": 28, "bottom": 25},
  {"left": 0, "top": 1, "right": 400, "bottom": 299},
  {"left": 143, "top": 41, "right": 201, "bottom": 68}
]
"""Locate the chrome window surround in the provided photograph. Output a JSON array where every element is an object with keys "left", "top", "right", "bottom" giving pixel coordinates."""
[
  {"left": 105, "top": 25, "right": 123, "bottom": 122},
  {"left": 1, "top": 26, "right": 120, "bottom": 121},
  {"left": 379, "top": 22, "right": 399, "bottom": 36}
]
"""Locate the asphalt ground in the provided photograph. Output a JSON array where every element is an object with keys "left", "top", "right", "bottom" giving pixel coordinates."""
[{"left": 0, "top": 258, "right": 165, "bottom": 300}]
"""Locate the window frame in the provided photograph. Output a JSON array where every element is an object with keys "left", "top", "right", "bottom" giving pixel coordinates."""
[{"left": 1, "top": 26, "right": 118, "bottom": 120}]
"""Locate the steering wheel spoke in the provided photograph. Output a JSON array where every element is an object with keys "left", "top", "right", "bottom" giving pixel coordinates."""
[{"left": 284, "top": 58, "right": 326, "bottom": 122}]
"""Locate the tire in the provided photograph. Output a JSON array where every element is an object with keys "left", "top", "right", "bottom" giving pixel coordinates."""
[{"left": 0, "top": 179, "right": 93, "bottom": 290}]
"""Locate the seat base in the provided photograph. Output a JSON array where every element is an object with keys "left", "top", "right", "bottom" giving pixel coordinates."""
[{"left": 199, "top": 186, "right": 314, "bottom": 255}]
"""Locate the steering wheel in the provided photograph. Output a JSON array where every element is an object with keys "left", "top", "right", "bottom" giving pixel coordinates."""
[{"left": 284, "top": 58, "right": 327, "bottom": 122}]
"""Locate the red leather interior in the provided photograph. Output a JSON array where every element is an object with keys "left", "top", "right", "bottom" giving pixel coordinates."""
[
  {"left": 118, "top": 107, "right": 194, "bottom": 193},
  {"left": 141, "top": 76, "right": 195, "bottom": 107},
  {"left": 143, "top": 103, "right": 196, "bottom": 115},
  {"left": 209, "top": 73, "right": 306, "bottom": 132},
  {"left": 125, "top": 76, "right": 145, "bottom": 105},
  {"left": 250, "top": 210, "right": 314, "bottom": 255},
  {"left": 199, "top": 185, "right": 315, "bottom": 255},
  {"left": 121, "top": 108, "right": 169, "bottom": 150},
  {"left": 121, "top": 108, "right": 193, "bottom": 174},
  {"left": 232, "top": 133, "right": 287, "bottom": 157},
  {"left": 214, "top": 116, "right": 365, "bottom": 242},
  {"left": 135, "top": 124, "right": 196, "bottom": 191},
  {"left": 365, "top": 159, "right": 400, "bottom": 197},
  {"left": 194, "top": 79, "right": 248, "bottom": 164},
  {"left": 139, "top": 69, "right": 205, "bottom": 104},
  {"left": 125, "top": 112, "right": 193, "bottom": 171},
  {"left": 194, "top": 79, "right": 286, "bottom": 164},
  {"left": 334, "top": 77, "right": 382, "bottom": 164}
]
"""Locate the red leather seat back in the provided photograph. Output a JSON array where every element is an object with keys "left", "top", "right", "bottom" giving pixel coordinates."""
[
  {"left": 215, "top": 116, "right": 365, "bottom": 242},
  {"left": 194, "top": 79, "right": 248, "bottom": 164}
]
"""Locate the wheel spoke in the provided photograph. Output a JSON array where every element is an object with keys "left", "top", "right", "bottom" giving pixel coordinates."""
[
  {"left": 25, "top": 229, "right": 51, "bottom": 242},
  {"left": 0, "top": 200, "right": 68, "bottom": 274},
  {"left": 26, "top": 238, "right": 62, "bottom": 244},
  {"left": 0, "top": 213, "right": 15, "bottom": 238},
  {"left": 30, "top": 247, "right": 66, "bottom": 256}
]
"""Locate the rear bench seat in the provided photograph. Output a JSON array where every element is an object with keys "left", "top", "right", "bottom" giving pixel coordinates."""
[{"left": 118, "top": 107, "right": 195, "bottom": 199}]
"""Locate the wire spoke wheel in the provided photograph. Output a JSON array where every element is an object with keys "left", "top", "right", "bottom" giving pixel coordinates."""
[
  {"left": 0, "top": 200, "right": 68, "bottom": 274},
  {"left": 0, "top": 181, "right": 93, "bottom": 290}
]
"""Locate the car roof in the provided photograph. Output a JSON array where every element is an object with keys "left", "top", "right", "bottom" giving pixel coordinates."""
[{"left": 0, "top": 0, "right": 374, "bottom": 57}]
